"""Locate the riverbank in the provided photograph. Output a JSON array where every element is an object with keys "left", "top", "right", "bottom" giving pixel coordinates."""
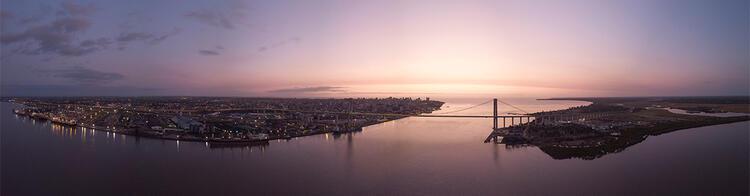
[
  {"left": 517, "top": 97, "right": 750, "bottom": 159},
  {"left": 5, "top": 100, "right": 413, "bottom": 147},
  {"left": 538, "top": 111, "right": 749, "bottom": 160},
  {"left": 541, "top": 96, "right": 750, "bottom": 113}
]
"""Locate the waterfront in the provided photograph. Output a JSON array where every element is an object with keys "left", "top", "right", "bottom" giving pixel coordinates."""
[
  {"left": 4, "top": 97, "right": 445, "bottom": 142},
  {"left": 1, "top": 99, "right": 748, "bottom": 195}
]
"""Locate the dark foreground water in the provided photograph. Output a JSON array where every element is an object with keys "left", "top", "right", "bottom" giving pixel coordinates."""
[{"left": 1, "top": 100, "right": 748, "bottom": 195}]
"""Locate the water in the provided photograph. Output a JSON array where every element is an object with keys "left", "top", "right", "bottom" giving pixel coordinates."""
[
  {"left": 662, "top": 107, "right": 749, "bottom": 117},
  {"left": 1, "top": 100, "right": 748, "bottom": 195}
]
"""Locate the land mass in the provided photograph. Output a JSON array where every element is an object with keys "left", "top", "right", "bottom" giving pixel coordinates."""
[
  {"left": 498, "top": 96, "right": 749, "bottom": 160},
  {"left": 3, "top": 97, "right": 443, "bottom": 147}
]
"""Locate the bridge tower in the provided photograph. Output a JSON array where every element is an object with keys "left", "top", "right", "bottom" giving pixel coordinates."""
[{"left": 493, "top": 98, "right": 498, "bottom": 130}]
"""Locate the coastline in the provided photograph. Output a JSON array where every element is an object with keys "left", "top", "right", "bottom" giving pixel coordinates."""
[
  {"left": 526, "top": 97, "right": 750, "bottom": 159},
  {"left": 3, "top": 101, "right": 410, "bottom": 145}
]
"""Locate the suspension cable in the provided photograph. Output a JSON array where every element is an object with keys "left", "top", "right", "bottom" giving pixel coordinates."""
[
  {"left": 437, "top": 99, "right": 493, "bottom": 114},
  {"left": 497, "top": 99, "right": 530, "bottom": 114}
]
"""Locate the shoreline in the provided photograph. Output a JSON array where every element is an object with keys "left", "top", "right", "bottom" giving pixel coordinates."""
[
  {"left": 520, "top": 97, "right": 750, "bottom": 159},
  {"left": 537, "top": 117, "right": 750, "bottom": 160},
  {"left": 4, "top": 101, "right": 409, "bottom": 145},
  {"left": 540, "top": 96, "right": 750, "bottom": 114}
]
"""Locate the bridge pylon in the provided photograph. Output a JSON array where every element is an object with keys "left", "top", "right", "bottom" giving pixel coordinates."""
[{"left": 493, "top": 98, "right": 498, "bottom": 130}]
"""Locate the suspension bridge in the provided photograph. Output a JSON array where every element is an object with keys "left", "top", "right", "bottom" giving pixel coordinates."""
[
  {"left": 245, "top": 98, "right": 613, "bottom": 143},
  {"left": 199, "top": 98, "right": 589, "bottom": 129},
  {"left": 57, "top": 97, "right": 605, "bottom": 142},
  {"left": 204, "top": 98, "right": 537, "bottom": 127}
]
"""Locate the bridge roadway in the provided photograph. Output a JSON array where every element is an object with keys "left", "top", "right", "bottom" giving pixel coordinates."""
[
  {"left": 163, "top": 106, "right": 615, "bottom": 121},
  {"left": 22, "top": 101, "right": 531, "bottom": 118},
  {"left": 209, "top": 108, "right": 533, "bottom": 118},
  {"left": 26, "top": 101, "right": 611, "bottom": 120}
]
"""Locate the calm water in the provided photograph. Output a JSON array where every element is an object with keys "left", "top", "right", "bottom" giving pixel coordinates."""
[
  {"left": 663, "top": 107, "right": 749, "bottom": 117},
  {"left": 1, "top": 99, "right": 748, "bottom": 195}
]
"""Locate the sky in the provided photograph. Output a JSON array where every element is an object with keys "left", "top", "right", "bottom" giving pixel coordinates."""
[{"left": 1, "top": 0, "right": 748, "bottom": 98}]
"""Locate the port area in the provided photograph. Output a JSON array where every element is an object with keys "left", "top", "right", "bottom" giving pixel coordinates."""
[
  {"left": 488, "top": 97, "right": 749, "bottom": 160},
  {"left": 6, "top": 97, "right": 443, "bottom": 148},
  {"left": 12, "top": 109, "right": 373, "bottom": 148}
]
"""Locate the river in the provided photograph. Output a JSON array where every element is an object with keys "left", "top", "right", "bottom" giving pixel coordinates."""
[{"left": 1, "top": 99, "right": 747, "bottom": 195}]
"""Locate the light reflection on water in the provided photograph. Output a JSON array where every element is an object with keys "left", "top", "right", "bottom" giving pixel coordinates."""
[{"left": 1, "top": 100, "right": 747, "bottom": 195}]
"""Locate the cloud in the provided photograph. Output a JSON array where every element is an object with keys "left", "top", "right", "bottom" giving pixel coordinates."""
[
  {"left": 60, "top": 1, "right": 97, "bottom": 16},
  {"left": 2, "top": 18, "right": 90, "bottom": 42},
  {"left": 257, "top": 37, "right": 301, "bottom": 52},
  {"left": 116, "top": 32, "right": 154, "bottom": 42},
  {"left": 185, "top": 10, "right": 234, "bottom": 29},
  {"left": 80, "top": 37, "right": 111, "bottom": 48},
  {"left": 150, "top": 28, "right": 182, "bottom": 44},
  {"left": 0, "top": 17, "right": 99, "bottom": 56},
  {"left": 184, "top": 3, "right": 255, "bottom": 30},
  {"left": 43, "top": 66, "right": 124, "bottom": 85},
  {"left": 1, "top": 84, "right": 161, "bottom": 96},
  {"left": 0, "top": 10, "right": 12, "bottom": 20},
  {"left": 197, "top": 45, "right": 223, "bottom": 56},
  {"left": 199, "top": 50, "right": 220, "bottom": 55},
  {"left": 268, "top": 86, "right": 346, "bottom": 93},
  {"left": 116, "top": 28, "right": 181, "bottom": 48}
]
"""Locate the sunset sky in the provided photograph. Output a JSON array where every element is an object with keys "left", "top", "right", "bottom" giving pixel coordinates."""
[{"left": 1, "top": 0, "right": 748, "bottom": 97}]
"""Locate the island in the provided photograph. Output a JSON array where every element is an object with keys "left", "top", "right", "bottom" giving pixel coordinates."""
[
  {"left": 3, "top": 97, "right": 444, "bottom": 147},
  {"left": 495, "top": 96, "right": 749, "bottom": 160}
]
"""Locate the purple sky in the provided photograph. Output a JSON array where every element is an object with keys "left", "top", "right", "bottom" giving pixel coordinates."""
[{"left": 1, "top": 0, "right": 748, "bottom": 97}]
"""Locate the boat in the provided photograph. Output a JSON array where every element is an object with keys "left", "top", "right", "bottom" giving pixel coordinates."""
[
  {"left": 331, "top": 126, "right": 362, "bottom": 134},
  {"left": 208, "top": 139, "right": 269, "bottom": 148}
]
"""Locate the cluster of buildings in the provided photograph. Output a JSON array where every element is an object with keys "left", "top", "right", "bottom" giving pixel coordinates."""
[
  {"left": 6, "top": 97, "right": 444, "bottom": 142},
  {"left": 497, "top": 104, "right": 651, "bottom": 147},
  {"left": 534, "top": 116, "right": 648, "bottom": 132}
]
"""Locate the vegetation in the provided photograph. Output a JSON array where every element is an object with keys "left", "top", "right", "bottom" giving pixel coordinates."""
[
  {"left": 542, "top": 96, "right": 750, "bottom": 113},
  {"left": 526, "top": 97, "right": 749, "bottom": 160}
]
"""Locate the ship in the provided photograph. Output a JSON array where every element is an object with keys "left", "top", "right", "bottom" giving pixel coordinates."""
[
  {"left": 331, "top": 126, "right": 362, "bottom": 134},
  {"left": 208, "top": 139, "right": 269, "bottom": 148}
]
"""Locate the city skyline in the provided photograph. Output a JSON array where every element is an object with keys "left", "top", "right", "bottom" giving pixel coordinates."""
[{"left": 1, "top": 0, "right": 748, "bottom": 97}]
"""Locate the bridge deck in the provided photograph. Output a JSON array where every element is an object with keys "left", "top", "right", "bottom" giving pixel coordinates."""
[{"left": 414, "top": 115, "right": 530, "bottom": 118}]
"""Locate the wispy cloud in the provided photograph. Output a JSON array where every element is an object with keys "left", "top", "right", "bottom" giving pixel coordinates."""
[
  {"left": 268, "top": 86, "right": 345, "bottom": 93},
  {"left": 199, "top": 50, "right": 220, "bottom": 55},
  {"left": 116, "top": 32, "right": 154, "bottom": 42},
  {"left": 257, "top": 37, "right": 301, "bottom": 52},
  {"left": 1, "top": 84, "right": 161, "bottom": 96},
  {"left": 0, "top": 2, "right": 106, "bottom": 56},
  {"left": 0, "top": 10, "right": 12, "bottom": 20},
  {"left": 42, "top": 66, "right": 124, "bottom": 85},
  {"left": 80, "top": 37, "right": 112, "bottom": 48},
  {"left": 0, "top": 17, "right": 97, "bottom": 56},
  {"left": 150, "top": 28, "right": 182, "bottom": 44},
  {"left": 116, "top": 28, "right": 181, "bottom": 49},
  {"left": 184, "top": 3, "right": 254, "bottom": 30}
]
